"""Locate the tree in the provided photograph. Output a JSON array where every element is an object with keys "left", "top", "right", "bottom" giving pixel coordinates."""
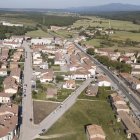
[
  {"left": 114, "top": 49, "right": 118, "bottom": 52},
  {"left": 137, "top": 56, "right": 140, "bottom": 63},
  {"left": 55, "top": 75, "right": 64, "bottom": 83},
  {"left": 86, "top": 48, "right": 95, "bottom": 55}
]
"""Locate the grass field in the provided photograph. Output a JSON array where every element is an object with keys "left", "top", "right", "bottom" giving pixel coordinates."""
[
  {"left": 0, "top": 16, "right": 37, "bottom": 26},
  {"left": 99, "top": 46, "right": 140, "bottom": 53},
  {"left": 51, "top": 65, "right": 60, "bottom": 71},
  {"left": 37, "top": 100, "right": 127, "bottom": 140},
  {"left": 26, "top": 29, "right": 52, "bottom": 38},
  {"left": 73, "top": 16, "right": 140, "bottom": 31},
  {"left": 83, "top": 39, "right": 102, "bottom": 47},
  {"left": 111, "top": 31, "right": 140, "bottom": 42},
  {"left": 54, "top": 30, "right": 73, "bottom": 38}
]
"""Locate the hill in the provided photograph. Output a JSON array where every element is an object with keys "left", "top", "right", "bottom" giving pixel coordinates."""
[{"left": 69, "top": 3, "right": 140, "bottom": 13}]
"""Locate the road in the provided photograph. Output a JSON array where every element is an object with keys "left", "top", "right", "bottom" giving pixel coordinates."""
[
  {"left": 75, "top": 43, "right": 140, "bottom": 112},
  {"left": 19, "top": 41, "right": 37, "bottom": 140},
  {"left": 19, "top": 41, "right": 93, "bottom": 140}
]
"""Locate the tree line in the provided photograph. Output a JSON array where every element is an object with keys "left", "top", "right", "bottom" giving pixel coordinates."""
[
  {"left": 0, "top": 25, "right": 37, "bottom": 39},
  {"left": 95, "top": 55, "right": 132, "bottom": 73}
]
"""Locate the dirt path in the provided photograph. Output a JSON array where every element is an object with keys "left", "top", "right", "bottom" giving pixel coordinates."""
[
  {"left": 38, "top": 132, "right": 75, "bottom": 139},
  {"left": 77, "top": 98, "right": 106, "bottom": 102}
]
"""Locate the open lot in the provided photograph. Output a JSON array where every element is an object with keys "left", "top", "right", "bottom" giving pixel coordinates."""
[
  {"left": 26, "top": 29, "right": 52, "bottom": 38},
  {"left": 33, "top": 101, "right": 60, "bottom": 124},
  {"left": 36, "top": 99, "right": 127, "bottom": 140}
]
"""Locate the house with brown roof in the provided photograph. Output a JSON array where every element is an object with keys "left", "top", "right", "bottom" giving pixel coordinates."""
[
  {"left": 54, "top": 51, "right": 66, "bottom": 66},
  {"left": 76, "top": 52, "right": 87, "bottom": 63},
  {"left": 66, "top": 44, "right": 75, "bottom": 55},
  {"left": 12, "top": 51, "right": 23, "bottom": 62},
  {"left": 86, "top": 124, "right": 106, "bottom": 140},
  {"left": 3, "top": 76, "right": 18, "bottom": 94},
  {"left": 72, "top": 68, "right": 91, "bottom": 80},
  {"left": 46, "top": 88, "right": 57, "bottom": 99},
  {"left": 0, "top": 92, "right": 12, "bottom": 103},
  {"left": 114, "top": 104, "right": 130, "bottom": 113},
  {"left": 97, "top": 75, "right": 111, "bottom": 87},
  {"left": 9, "top": 62, "right": 19, "bottom": 70},
  {"left": 0, "top": 47, "right": 9, "bottom": 62},
  {"left": 119, "top": 55, "right": 132, "bottom": 64},
  {"left": 86, "top": 84, "right": 98, "bottom": 97},
  {"left": 120, "top": 73, "right": 140, "bottom": 90},
  {"left": 110, "top": 93, "right": 129, "bottom": 113},
  {"left": 40, "top": 69, "right": 54, "bottom": 83},
  {"left": 117, "top": 111, "right": 140, "bottom": 139},
  {"left": 63, "top": 80, "right": 76, "bottom": 89},
  {"left": 0, "top": 103, "right": 18, "bottom": 140},
  {"left": 10, "top": 68, "right": 21, "bottom": 83},
  {"left": 110, "top": 93, "right": 126, "bottom": 105}
]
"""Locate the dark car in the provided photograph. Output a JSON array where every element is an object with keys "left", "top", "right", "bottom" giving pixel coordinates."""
[{"left": 42, "top": 129, "right": 46, "bottom": 132}]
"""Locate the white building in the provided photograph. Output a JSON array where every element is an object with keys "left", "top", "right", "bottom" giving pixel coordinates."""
[
  {"left": 33, "top": 58, "right": 43, "bottom": 65},
  {"left": 39, "top": 62, "right": 48, "bottom": 69},
  {"left": 33, "top": 52, "right": 41, "bottom": 59},
  {"left": 54, "top": 52, "right": 66, "bottom": 66},
  {"left": 0, "top": 69, "right": 7, "bottom": 77},
  {"left": 2, "top": 21, "right": 23, "bottom": 27},
  {"left": 65, "top": 69, "right": 91, "bottom": 80},
  {"left": 63, "top": 80, "right": 76, "bottom": 89},
  {"left": 0, "top": 92, "right": 12, "bottom": 103},
  {"left": 3, "top": 39, "right": 21, "bottom": 49},
  {"left": 97, "top": 75, "right": 111, "bottom": 87},
  {"left": 31, "top": 38, "right": 53, "bottom": 45}
]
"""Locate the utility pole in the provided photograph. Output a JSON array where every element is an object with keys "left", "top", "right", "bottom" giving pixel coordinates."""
[{"left": 109, "top": 20, "right": 111, "bottom": 29}]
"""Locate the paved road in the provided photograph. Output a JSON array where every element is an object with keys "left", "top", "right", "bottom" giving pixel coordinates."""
[
  {"left": 19, "top": 41, "right": 37, "bottom": 140},
  {"left": 75, "top": 43, "right": 140, "bottom": 112}
]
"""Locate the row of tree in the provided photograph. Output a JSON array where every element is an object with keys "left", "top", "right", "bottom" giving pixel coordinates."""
[{"left": 95, "top": 55, "right": 132, "bottom": 73}]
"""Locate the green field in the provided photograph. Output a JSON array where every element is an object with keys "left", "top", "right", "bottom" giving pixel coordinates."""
[
  {"left": 73, "top": 16, "right": 140, "bottom": 31},
  {"left": 26, "top": 29, "right": 52, "bottom": 38},
  {"left": 111, "top": 31, "right": 140, "bottom": 42},
  {"left": 98, "top": 46, "right": 140, "bottom": 53},
  {"left": 83, "top": 39, "right": 101, "bottom": 47},
  {"left": 0, "top": 14, "right": 37, "bottom": 26},
  {"left": 37, "top": 100, "right": 127, "bottom": 140}
]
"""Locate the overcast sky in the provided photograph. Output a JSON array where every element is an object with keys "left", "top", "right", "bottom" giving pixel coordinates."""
[{"left": 0, "top": 0, "right": 140, "bottom": 9}]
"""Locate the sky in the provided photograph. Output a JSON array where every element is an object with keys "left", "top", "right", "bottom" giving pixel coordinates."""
[{"left": 0, "top": 0, "right": 140, "bottom": 9}]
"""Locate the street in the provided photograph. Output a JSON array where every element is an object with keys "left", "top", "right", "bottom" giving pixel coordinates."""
[{"left": 19, "top": 41, "right": 37, "bottom": 140}]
